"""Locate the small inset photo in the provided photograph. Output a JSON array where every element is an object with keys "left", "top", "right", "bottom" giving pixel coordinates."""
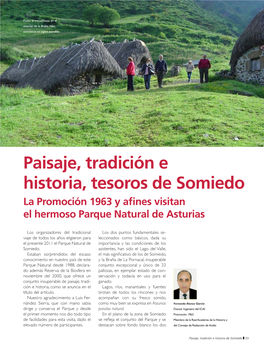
[{"left": 173, "top": 269, "right": 197, "bottom": 300}]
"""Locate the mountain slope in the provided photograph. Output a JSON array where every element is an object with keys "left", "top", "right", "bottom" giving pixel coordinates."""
[{"left": 1, "top": 1, "right": 263, "bottom": 69}]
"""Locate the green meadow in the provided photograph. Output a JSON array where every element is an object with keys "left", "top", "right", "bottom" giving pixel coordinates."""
[{"left": 1, "top": 78, "right": 264, "bottom": 147}]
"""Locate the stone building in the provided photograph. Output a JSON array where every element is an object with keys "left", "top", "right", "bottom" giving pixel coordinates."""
[
  {"left": 1, "top": 40, "right": 124, "bottom": 94},
  {"left": 230, "top": 9, "right": 264, "bottom": 85},
  {"left": 1, "top": 39, "right": 153, "bottom": 94}
]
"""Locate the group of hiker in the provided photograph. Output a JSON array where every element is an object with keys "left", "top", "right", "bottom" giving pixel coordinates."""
[{"left": 126, "top": 54, "right": 211, "bottom": 91}]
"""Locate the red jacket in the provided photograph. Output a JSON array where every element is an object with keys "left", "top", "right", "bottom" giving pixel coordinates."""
[
  {"left": 198, "top": 59, "right": 211, "bottom": 69},
  {"left": 127, "top": 61, "right": 135, "bottom": 76}
]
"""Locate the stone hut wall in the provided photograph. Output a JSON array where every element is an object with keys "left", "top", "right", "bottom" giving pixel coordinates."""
[
  {"left": 57, "top": 73, "right": 114, "bottom": 96},
  {"left": 235, "top": 46, "right": 264, "bottom": 85}
]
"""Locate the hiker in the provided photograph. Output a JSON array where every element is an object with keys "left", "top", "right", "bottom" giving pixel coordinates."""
[
  {"left": 126, "top": 57, "right": 135, "bottom": 91},
  {"left": 198, "top": 54, "right": 211, "bottom": 83},
  {"left": 155, "top": 54, "right": 167, "bottom": 88},
  {"left": 186, "top": 60, "right": 195, "bottom": 83},
  {"left": 141, "top": 58, "right": 154, "bottom": 90}
]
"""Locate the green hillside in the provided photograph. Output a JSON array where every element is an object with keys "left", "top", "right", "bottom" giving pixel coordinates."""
[
  {"left": 1, "top": 0, "right": 263, "bottom": 69},
  {"left": 196, "top": 0, "right": 264, "bottom": 31}
]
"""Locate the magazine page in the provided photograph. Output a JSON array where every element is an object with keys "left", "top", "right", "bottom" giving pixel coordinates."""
[{"left": 1, "top": 1, "right": 264, "bottom": 346}]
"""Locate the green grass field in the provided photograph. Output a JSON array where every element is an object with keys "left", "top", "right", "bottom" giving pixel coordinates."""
[{"left": 1, "top": 78, "right": 264, "bottom": 147}]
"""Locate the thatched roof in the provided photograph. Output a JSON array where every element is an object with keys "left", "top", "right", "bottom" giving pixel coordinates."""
[
  {"left": 0, "top": 57, "right": 44, "bottom": 84},
  {"left": 230, "top": 9, "right": 264, "bottom": 73},
  {"left": 16, "top": 41, "right": 124, "bottom": 92},
  {"left": 104, "top": 39, "right": 152, "bottom": 69}
]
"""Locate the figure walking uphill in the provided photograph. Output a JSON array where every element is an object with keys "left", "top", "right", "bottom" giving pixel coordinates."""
[
  {"left": 155, "top": 54, "right": 167, "bottom": 88},
  {"left": 186, "top": 60, "right": 194, "bottom": 83},
  {"left": 127, "top": 57, "right": 135, "bottom": 91},
  {"left": 141, "top": 58, "right": 154, "bottom": 90},
  {"left": 198, "top": 54, "right": 211, "bottom": 83}
]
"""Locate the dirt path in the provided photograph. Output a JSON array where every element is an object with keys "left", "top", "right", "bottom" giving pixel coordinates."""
[{"left": 166, "top": 79, "right": 200, "bottom": 85}]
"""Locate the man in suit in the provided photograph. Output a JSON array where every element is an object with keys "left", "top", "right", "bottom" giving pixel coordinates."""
[{"left": 174, "top": 270, "right": 197, "bottom": 299}]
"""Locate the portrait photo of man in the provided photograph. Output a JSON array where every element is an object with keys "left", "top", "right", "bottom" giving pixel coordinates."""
[{"left": 174, "top": 269, "right": 197, "bottom": 300}]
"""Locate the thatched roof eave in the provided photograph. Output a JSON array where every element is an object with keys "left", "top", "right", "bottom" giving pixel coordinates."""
[{"left": 230, "top": 9, "right": 264, "bottom": 72}]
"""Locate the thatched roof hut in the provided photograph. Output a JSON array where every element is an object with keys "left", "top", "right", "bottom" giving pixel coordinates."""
[
  {"left": 0, "top": 57, "right": 44, "bottom": 85},
  {"left": 104, "top": 39, "right": 152, "bottom": 69},
  {"left": 16, "top": 40, "right": 124, "bottom": 93},
  {"left": 230, "top": 9, "right": 264, "bottom": 73}
]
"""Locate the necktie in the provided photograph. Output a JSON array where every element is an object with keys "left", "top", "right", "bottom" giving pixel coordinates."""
[{"left": 183, "top": 294, "right": 187, "bottom": 299}]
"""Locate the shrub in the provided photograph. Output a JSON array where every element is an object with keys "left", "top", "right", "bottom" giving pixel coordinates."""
[
  {"left": 221, "top": 35, "right": 233, "bottom": 45},
  {"left": 105, "top": 2, "right": 112, "bottom": 8},
  {"left": 0, "top": 45, "right": 32, "bottom": 63},
  {"left": 127, "top": 3, "right": 139, "bottom": 14},
  {"left": 159, "top": 32, "right": 167, "bottom": 39},
  {"left": 180, "top": 37, "right": 191, "bottom": 44},
  {"left": 15, "top": 15, "right": 24, "bottom": 21},
  {"left": 149, "top": 14, "right": 160, "bottom": 21},
  {"left": 0, "top": 46, "right": 15, "bottom": 62}
]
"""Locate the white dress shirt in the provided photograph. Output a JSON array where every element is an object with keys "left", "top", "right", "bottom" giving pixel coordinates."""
[{"left": 180, "top": 290, "right": 190, "bottom": 299}]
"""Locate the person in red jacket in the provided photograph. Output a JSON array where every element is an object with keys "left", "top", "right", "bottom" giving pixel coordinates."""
[
  {"left": 126, "top": 57, "right": 135, "bottom": 91},
  {"left": 198, "top": 54, "right": 211, "bottom": 83}
]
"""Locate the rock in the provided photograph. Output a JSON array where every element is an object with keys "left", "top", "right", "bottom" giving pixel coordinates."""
[
  {"left": 229, "top": 90, "right": 255, "bottom": 97},
  {"left": 59, "top": 87, "right": 70, "bottom": 96},
  {"left": 215, "top": 69, "right": 230, "bottom": 76},
  {"left": 171, "top": 65, "right": 181, "bottom": 77},
  {"left": 215, "top": 70, "right": 234, "bottom": 78}
]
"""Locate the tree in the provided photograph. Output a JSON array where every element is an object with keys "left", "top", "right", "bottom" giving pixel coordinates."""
[
  {"left": 105, "top": 1, "right": 112, "bottom": 8},
  {"left": 98, "top": 7, "right": 120, "bottom": 26},
  {"left": 83, "top": 3, "right": 102, "bottom": 27}
]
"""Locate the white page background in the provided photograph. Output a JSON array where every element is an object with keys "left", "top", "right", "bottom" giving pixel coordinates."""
[{"left": 1, "top": 147, "right": 262, "bottom": 346}]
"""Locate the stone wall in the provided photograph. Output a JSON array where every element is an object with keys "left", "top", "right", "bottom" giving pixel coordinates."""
[
  {"left": 235, "top": 46, "right": 264, "bottom": 85},
  {"left": 58, "top": 73, "right": 114, "bottom": 96}
]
